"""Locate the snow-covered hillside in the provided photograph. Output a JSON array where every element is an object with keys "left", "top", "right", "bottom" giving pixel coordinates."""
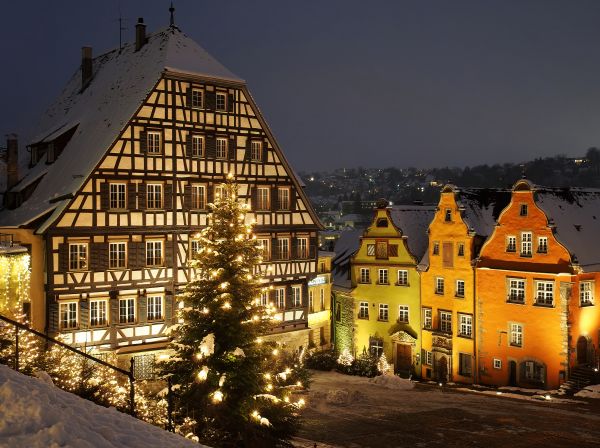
[{"left": 0, "top": 364, "right": 203, "bottom": 448}]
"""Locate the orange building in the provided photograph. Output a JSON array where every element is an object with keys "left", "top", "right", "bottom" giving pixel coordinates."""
[
  {"left": 420, "top": 186, "right": 510, "bottom": 382},
  {"left": 476, "top": 180, "right": 600, "bottom": 389}
]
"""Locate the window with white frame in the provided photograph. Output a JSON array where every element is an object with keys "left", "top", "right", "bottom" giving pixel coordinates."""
[
  {"left": 214, "top": 185, "right": 227, "bottom": 200},
  {"left": 435, "top": 277, "right": 444, "bottom": 295},
  {"left": 535, "top": 280, "right": 554, "bottom": 306},
  {"left": 109, "top": 183, "right": 126, "bottom": 210},
  {"left": 191, "top": 184, "right": 207, "bottom": 210},
  {"left": 275, "top": 288, "right": 285, "bottom": 309},
  {"left": 119, "top": 297, "right": 136, "bottom": 324},
  {"left": 191, "top": 88, "right": 203, "bottom": 108},
  {"left": 455, "top": 280, "right": 465, "bottom": 298},
  {"left": 309, "top": 290, "right": 314, "bottom": 312},
  {"left": 192, "top": 135, "right": 204, "bottom": 157},
  {"left": 580, "top": 281, "right": 594, "bottom": 306},
  {"left": 190, "top": 239, "right": 201, "bottom": 257},
  {"left": 146, "top": 183, "right": 163, "bottom": 209},
  {"left": 422, "top": 307, "right": 432, "bottom": 329},
  {"left": 369, "top": 338, "right": 384, "bottom": 357},
  {"left": 521, "top": 232, "right": 532, "bottom": 256},
  {"left": 250, "top": 141, "right": 262, "bottom": 161},
  {"left": 508, "top": 278, "right": 525, "bottom": 303},
  {"left": 291, "top": 286, "right": 302, "bottom": 307},
  {"left": 260, "top": 292, "right": 269, "bottom": 307},
  {"left": 359, "top": 268, "right": 370, "bottom": 283},
  {"left": 493, "top": 359, "right": 502, "bottom": 369},
  {"left": 59, "top": 302, "right": 78, "bottom": 329},
  {"left": 398, "top": 305, "right": 409, "bottom": 323},
  {"left": 257, "top": 238, "right": 270, "bottom": 261},
  {"left": 147, "top": 295, "right": 164, "bottom": 321},
  {"left": 537, "top": 236, "right": 548, "bottom": 254},
  {"left": 216, "top": 138, "right": 228, "bottom": 159},
  {"left": 378, "top": 303, "right": 389, "bottom": 321},
  {"left": 147, "top": 131, "right": 161, "bottom": 154},
  {"left": 440, "top": 311, "right": 452, "bottom": 333},
  {"left": 510, "top": 323, "right": 523, "bottom": 347},
  {"left": 277, "top": 238, "right": 290, "bottom": 260},
  {"left": 506, "top": 235, "right": 517, "bottom": 252},
  {"left": 378, "top": 269, "right": 389, "bottom": 285},
  {"left": 146, "top": 240, "right": 163, "bottom": 266},
  {"left": 358, "top": 301, "right": 369, "bottom": 319},
  {"left": 297, "top": 237, "right": 308, "bottom": 259},
  {"left": 278, "top": 187, "right": 290, "bottom": 210},
  {"left": 256, "top": 187, "right": 270, "bottom": 210},
  {"left": 397, "top": 270, "right": 408, "bottom": 286},
  {"left": 109, "top": 242, "right": 127, "bottom": 269},
  {"left": 69, "top": 243, "right": 88, "bottom": 271},
  {"left": 90, "top": 299, "right": 107, "bottom": 326},
  {"left": 459, "top": 314, "right": 472, "bottom": 338},
  {"left": 216, "top": 92, "right": 227, "bottom": 111},
  {"left": 320, "top": 289, "right": 325, "bottom": 310},
  {"left": 425, "top": 351, "right": 433, "bottom": 366}
]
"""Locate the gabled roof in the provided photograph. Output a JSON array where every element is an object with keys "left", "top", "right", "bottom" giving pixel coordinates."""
[
  {"left": 331, "top": 228, "right": 363, "bottom": 290},
  {"left": 0, "top": 27, "right": 243, "bottom": 228},
  {"left": 389, "top": 205, "right": 436, "bottom": 260},
  {"left": 535, "top": 188, "right": 600, "bottom": 271},
  {"left": 452, "top": 187, "right": 512, "bottom": 237}
]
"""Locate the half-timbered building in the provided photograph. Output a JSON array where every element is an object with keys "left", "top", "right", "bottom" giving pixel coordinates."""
[{"left": 0, "top": 20, "right": 321, "bottom": 361}]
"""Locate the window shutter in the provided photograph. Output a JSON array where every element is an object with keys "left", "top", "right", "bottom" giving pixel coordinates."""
[
  {"left": 185, "top": 87, "right": 192, "bottom": 108},
  {"left": 164, "top": 183, "right": 173, "bottom": 210},
  {"left": 291, "top": 237, "right": 298, "bottom": 260},
  {"left": 184, "top": 184, "right": 192, "bottom": 209},
  {"left": 287, "top": 285, "right": 293, "bottom": 308},
  {"left": 90, "top": 243, "right": 99, "bottom": 272},
  {"left": 271, "top": 237, "right": 278, "bottom": 261},
  {"left": 442, "top": 242, "right": 453, "bottom": 268},
  {"left": 110, "top": 293, "right": 119, "bottom": 328},
  {"left": 138, "top": 294, "right": 147, "bottom": 324},
  {"left": 80, "top": 300, "right": 89, "bottom": 330},
  {"left": 138, "top": 183, "right": 147, "bottom": 210},
  {"left": 185, "top": 132, "right": 192, "bottom": 157},
  {"left": 165, "top": 293, "right": 174, "bottom": 325},
  {"left": 206, "top": 135, "right": 216, "bottom": 158},
  {"left": 250, "top": 186, "right": 257, "bottom": 211},
  {"left": 228, "top": 93, "right": 234, "bottom": 113},
  {"left": 48, "top": 302, "right": 59, "bottom": 334},
  {"left": 100, "top": 182, "right": 109, "bottom": 210},
  {"left": 302, "top": 283, "right": 308, "bottom": 307},
  {"left": 138, "top": 242, "right": 147, "bottom": 268},
  {"left": 271, "top": 186, "right": 278, "bottom": 212},
  {"left": 206, "top": 91, "right": 216, "bottom": 110},
  {"left": 98, "top": 243, "right": 108, "bottom": 271},
  {"left": 165, "top": 239, "right": 174, "bottom": 268},
  {"left": 310, "top": 237, "right": 318, "bottom": 259},
  {"left": 389, "top": 245, "right": 399, "bottom": 257},
  {"left": 228, "top": 136, "right": 236, "bottom": 160},
  {"left": 59, "top": 243, "right": 68, "bottom": 272},
  {"left": 128, "top": 183, "right": 137, "bottom": 210},
  {"left": 139, "top": 130, "right": 147, "bottom": 153},
  {"left": 244, "top": 137, "right": 251, "bottom": 161},
  {"left": 262, "top": 139, "right": 268, "bottom": 162}
]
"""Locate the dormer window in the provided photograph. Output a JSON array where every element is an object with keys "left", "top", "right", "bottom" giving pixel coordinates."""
[
  {"left": 519, "top": 204, "right": 528, "bottom": 216},
  {"left": 376, "top": 218, "right": 388, "bottom": 227},
  {"left": 444, "top": 209, "right": 452, "bottom": 222}
]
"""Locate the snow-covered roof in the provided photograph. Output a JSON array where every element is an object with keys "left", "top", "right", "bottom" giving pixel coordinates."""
[
  {"left": 331, "top": 228, "right": 362, "bottom": 290},
  {"left": 0, "top": 26, "right": 243, "bottom": 228},
  {"left": 389, "top": 205, "right": 436, "bottom": 260},
  {"left": 535, "top": 188, "right": 600, "bottom": 271},
  {"left": 455, "top": 188, "right": 512, "bottom": 237}
]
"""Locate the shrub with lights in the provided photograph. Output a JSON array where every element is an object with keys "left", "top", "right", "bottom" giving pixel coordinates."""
[{"left": 160, "top": 176, "right": 304, "bottom": 447}]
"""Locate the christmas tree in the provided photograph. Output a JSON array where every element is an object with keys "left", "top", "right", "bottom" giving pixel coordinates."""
[{"left": 161, "top": 176, "right": 303, "bottom": 447}]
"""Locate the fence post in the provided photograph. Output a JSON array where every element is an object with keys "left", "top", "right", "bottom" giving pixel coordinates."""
[
  {"left": 14, "top": 326, "right": 19, "bottom": 372},
  {"left": 167, "top": 376, "right": 174, "bottom": 432},
  {"left": 129, "top": 357, "right": 136, "bottom": 417}
]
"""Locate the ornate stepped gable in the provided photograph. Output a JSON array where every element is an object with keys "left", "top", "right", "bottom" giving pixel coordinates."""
[{"left": 0, "top": 25, "right": 320, "bottom": 350}]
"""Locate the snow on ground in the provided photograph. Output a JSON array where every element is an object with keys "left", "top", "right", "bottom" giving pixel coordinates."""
[
  {"left": 0, "top": 365, "right": 203, "bottom": 448},
  {"left": 575, "top": 384, "right": 600, "bottom": 399},
  {"left": 367, "top": 374, "right": 414, "bottom": 390}
]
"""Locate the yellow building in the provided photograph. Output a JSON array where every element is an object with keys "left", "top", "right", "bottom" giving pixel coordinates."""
[
  {"left": 420, "top": 186, "right": 510, "bottom": 382},
  {"left": 334, "top": 202, "right": 434, "bottom": 376},
  {"left": 307, "top": 252, "right": 334, "bottom": 349}
]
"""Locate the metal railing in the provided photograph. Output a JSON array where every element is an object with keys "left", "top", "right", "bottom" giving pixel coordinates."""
[{"left": 0, "top": 313, "right": 136, "bottom": 416}]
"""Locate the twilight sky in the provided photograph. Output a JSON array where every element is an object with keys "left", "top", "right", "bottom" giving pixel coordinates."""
[{"left": 2, "top": 0, "right": 600, "bottom": 172}]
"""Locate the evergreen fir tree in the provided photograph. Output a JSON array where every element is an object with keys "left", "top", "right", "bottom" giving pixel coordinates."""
[{"left": 162, "top": 176, "right": 303, "bottom": 447}]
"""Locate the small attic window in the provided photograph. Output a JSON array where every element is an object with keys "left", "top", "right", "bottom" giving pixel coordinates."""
[
  {"left": 376, "top": 218, "right": 388, "bottom": 228},
  {"left": 444, "top": 209, "right": 452, "bottom": 222},
  {"left": 519, "top": 204, "right": 528, "bottom": 216}
]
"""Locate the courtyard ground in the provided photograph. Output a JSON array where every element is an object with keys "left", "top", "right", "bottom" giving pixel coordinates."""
[{"left": 294, "top": 370, "right": 600, "bottom": 448}]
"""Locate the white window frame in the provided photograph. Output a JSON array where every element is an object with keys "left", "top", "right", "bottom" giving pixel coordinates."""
[
  {"left": 359, "top": 268, "right": 370, "bottom": 284},
  {"left": 146, "top": 240, "right": 164, "bottom": 267},
  {"left": 580, "top": 281, "right": 594, "bottom": 306},
  {"left": 260, "top": 292, "right": 269, "bottom": 307},
  {"left": 510, "top": 323, "right": 523, "bottom": 347},
  {"left": 459, "top": 313, "right": 472, "bottom": 338},
  {"left": 216, "top": 92, "right": 227, "bottom": 111},
  {"left": 537, "top": 236, "right": 548, "bottom": 254},
  {"left": 89, "top": 299, "right": 108, "bottom": 327},
  {"left": 190, "top": 239, "right": 201, "bottom": 257},
  {"left": 119, "top": 297, "right": 136, "bottom": 324},
  {"left": 256, "top": 187, "right": 270, "bottom": 211},
  {"left": 216, "top": 137, "right": 228, "bottom": 159},
  {"left": 108, "top": 241, "right": 127, "bottom": 270},
  {"left": 69, "top": 243, "right": 88, "bottom": 271},
  {"left": 440, "top": 311, "right": 452, "bottom": 333},
  {"left": 291, "top": 286, "right": 302, "bottom": 308},
  {"left": 277, "top": 187, "right": 290, "bottom": 210},
  {"left": 146, "top": 183, "right": 163, "bottom": 209},
  {"left": 508, "top": 278, "right": 525, "bottom": 303},
  {"left": 455, "top": 279, "right": 465, "bottom": 298},
  {"left": 109, "top": 183, "right": 126, "bottom": 210},
  {"left": 378, "top": 303, "right": 389, "bottom": 322},
  {"left": 378, "top": 268, "right": 389, "bottom": 285},
  {"left": 506, "top": 235, "right": 517, "bottom": 252},
  {"left": 358, "top": 301, "right": 369, "bottom": 319},
  {"left": 425, "top": 351, "right": 433, "bottom": 366},
  {"left": 147, "top": 131, "right": 162, "bottom": 154},
  {"left": 277, "top": 237, "right": 290, "bottom": 260},
  {"left": 250, "top": 140, "right": 262, "bottom": 161},
  {"left": 59, "top": 302, "right": 78, "bottom": 329},
  {"left": 147, "top": 295, "right": 164, "bottom": 321},
  {"left": 423, "top": 307, "right": 432, "bottom": 329},
  {"left": 397, "top": 269, "right": 408, "bottom": 286},
  {"left": 535, "top": 280, "right": 554, "bottom": 306},
  {"left": 521, "top": 232, "right": 532, "bottom": 257},
  {"left": 297, "top": 237, "right": 308, "bottom": 259},
  {"left": 275, "top": 288, "right": 285, "bottom": 309},
  {"left": 369, "top": 338, "right": 384, "bottom": 357},
  {"left": 493, "top": 359, "right": 502, "bottom": 369},
  {"left": 191, "top": 184, "right": 207, "bottom": 210},
  {"left": 214, "top": 185, "right": 227, "bottom": 200},
  {"left": 398, "top": 305, "right": 409, "bottom": 323},
  {"left": 435, "top": 277, "right": 444, "bottom": 295},
  {"left": 191, "top": 134, "right": 205, "bottom": 157},
  {"left": 257, "top": 238, "right": 270, "bottom": 261}
]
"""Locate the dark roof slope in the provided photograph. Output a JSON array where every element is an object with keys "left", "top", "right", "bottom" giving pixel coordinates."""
[{"left": 389, "top": 205, "right": 436, "bottom": 260}]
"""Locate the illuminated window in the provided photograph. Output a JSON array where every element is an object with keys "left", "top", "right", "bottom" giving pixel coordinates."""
[
  {"left": 378, "top": 303, "right": 389, "bottom": 321},
  {"left": 275, "top": 288, "right": 285, "bottom": 309},
  {"left": 147, "top": 131, "right": 161, "bottom": 154},
  {"left": 398, "top": 305, "right": 409, "bottom": 323},
  {"left": 278, "top": 187, "right": 290, "bottom": 210},
  {"left": 510, "top": 323, "right": 523, "bottom": 347},
  {"left": 277, "top": 238, "right": 290, "bottom": 260},
  {"left": 435, "top": 277, "right": 444, "bottom": 295},
  {"left": 459, "top": 314, "right": 472, "bottom": 338},
  {"left": 190, "top": 239, "right": 201, "bottom": 257},
  {"left": 493, "top": 359, "right": 502, "bottom": 369},
  {"left": 256, "top": 187, "right": 270, "bottom": 210},
  {"left": 378, "top": 269, "right": 389, "bottom": 285},
  {"left": 147, "top": 295, "right": 164, "bottom": 321},
  {"left": 439, "top": 311, "right": 452, "bottom": 333},
  {"left": 192, "top": 135, "right": 204, "bottom": 157},
  {"left": 90, "top": 300, "right": 107, "bottom": 327},
  {"left": 146, "top": 183, "right": 163, "bottom": 209},
  {"left": 260, "top": 292, "right": 269, "bottom": 307},
  {"left": 535, "top": 280, "right": 554, "bottom": 306},
  {"left": 358, "top": 301, "right": 369, "bottom": 319},
  {"left": 580, "top": 281, "right": 594, "bottom": 306},
  {"left": 537, "top": 237, "right": 548, "bottom": 254},
  {"left": 397, "top": 270, "right": 408, "bottom": 286},
  {"left": 69, "top": 243, "right": 88, "bottom": 271},
  {"left": 216, "top": 92, "right": 227, "bottom": 111},
  {"left": 257, "top": 238, "right": 270, "bottom": 261},
  {"left": 291, "top": 286, "right": 302, "bottom": 307},
  {"left": 455, "top": 280, "right": 465, "bottom": 298},
  {"left": 359, "top": 268, "right": 370, "bottom": 283},
  {"left": 191, "top": 89, "right": 203, "bottom": 108},
  {"left": 508, "top": 278, "right": 525, "bottom": 303},
  {"left": 425, "top": 351, "right": 433, "bottom": 366},
  {"left": 119, "top": 297, "right": 136, "bottom": 324},
  {"left": 506, "top": 235, "right": 517, "bottom": 252},
  {"left": 109, "top": 183, "right": 126, "bottom": 210},
  {"left": 214, "top": 185, "right": 227, "bottom": 200},
  {"left": 216, "top": 138, "right": 228, "bottom": 159},
  {"left": 369, "top": 338, "right": 384, "bottom": 357},
  {"left": 422, "top": 308, "right": 432, "bottom": 329},
  {"left": 250, "top": 141, "right": 262, "bottom": 161},
  {"left": 146, "top": 240, "right": 163, "bottom": 266},
  {"left": 432, "top": 241, "right": 440, "bottom": 256},
  {"left": 109, "top": 242, "right": 127, "bottom": 269},
  {"left": 59, "top": 302, "right": 78, "bottom": 329},
  {"left": 191, "top": 184, "right": 207, "bottom": 210},
  {"left": 297, "top": 237, "right": 308, "bottom": 259},
  {"left": 521, "top": 232, "right": 532, "bottom": 257}
]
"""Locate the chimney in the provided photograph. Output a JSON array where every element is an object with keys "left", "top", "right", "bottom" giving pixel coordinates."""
[
  {"left": 81, "top": 46, "right": 93, "bottom": 89},
  {"left": 135, "top": 18, "right": 147, "bottom": 51},
  {"left": 6, "top": 134, "right": 19, "bottom": 190}
]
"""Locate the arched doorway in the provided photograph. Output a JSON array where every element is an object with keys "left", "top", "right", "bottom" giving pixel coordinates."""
[
  {"left": 577, "top": 336, "right": 589, "bottom": 365},
  {"left": 436, "top": 356, "right": 448, "bottom": 383}
]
